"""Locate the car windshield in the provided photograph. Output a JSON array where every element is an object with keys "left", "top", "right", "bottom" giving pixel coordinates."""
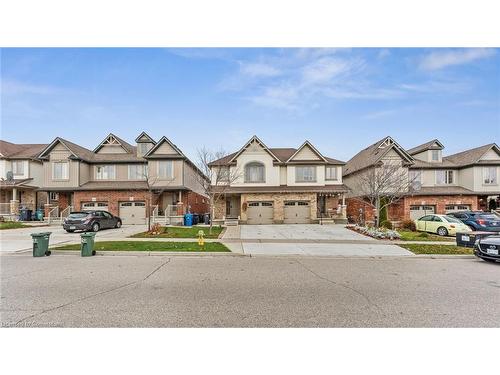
[
  {"left": 68, "top": 212, "right": 89, "bottom": 219},
  {"left": 444, "top": 216, "right": 463, "bottom": 224}
]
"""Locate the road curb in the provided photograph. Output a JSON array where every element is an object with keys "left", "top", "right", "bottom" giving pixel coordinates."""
[{"left": 49, "top": 250, "right": 247, "bottom": 257}]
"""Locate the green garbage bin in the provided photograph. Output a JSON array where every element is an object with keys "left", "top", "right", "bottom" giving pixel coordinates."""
[
  {"left": 81, "top": 232, "right": 97, "bottom": 257},
  {"left": 30, "top": 232, "right": 52, "bottom": 257}
]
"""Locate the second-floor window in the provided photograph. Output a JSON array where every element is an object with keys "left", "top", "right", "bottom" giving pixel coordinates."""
[
  {"left": 436, "top": 170, "right": 454, "bottom": 185},
  {"left": 138, "top": 143, "right": 152, "bottom": 155},
  {"left": 296, "top": 166, "right": 316, "bottom": 182},
  {"left": 128, "top": 164, "right": 147, "bottom": 180},
  {"left": 483, "top": 167, "right": 498, "bottom": 185},
  {"left": 12, "top": 161, "right": 24, "bottom": 175},
  {"left": 325, "top": 166, "right": 338, "bottom": 181},
  {"left": 158, "top": 161, "right": 174, "bottom": 179},
  {"left": 245, "top": 162, "right": 265, "bottom": 183},
  {"left": 96, "top": 165, "right": 116, "bottom": 180},
  {"left": 52, "top": 162, "right": 69, "bottom": 180},
  {"left": 409, "top": 170, "right": 422, "bottom": 189},
  {"left": 431, "top": 150, "right": 440, "bottom": 161}
]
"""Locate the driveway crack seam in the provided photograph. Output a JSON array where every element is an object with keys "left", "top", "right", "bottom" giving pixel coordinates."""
[
  {"left": 13, "top": 258, "right": 171, "bottom": 327},
  {"left": 294, "top": 259, "right": 384, "bottom": 315}
]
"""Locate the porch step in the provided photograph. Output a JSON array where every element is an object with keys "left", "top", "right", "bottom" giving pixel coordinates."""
[{"left": 224, "top": 219, "right": 239, "bottom": 226}]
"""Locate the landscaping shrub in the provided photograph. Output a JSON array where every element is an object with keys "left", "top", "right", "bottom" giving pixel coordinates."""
[
  {"left": 400, "top": 219, "right": 416, "bottom": 232},
  {"left": 417, "top": 232, "right": 429, "bottom": 238},
  {"left": 379, "top": 198, "right": 388, "bottom": 224},
  {"left": 380, "top": 220, "right": 393, "bottom": 230}
]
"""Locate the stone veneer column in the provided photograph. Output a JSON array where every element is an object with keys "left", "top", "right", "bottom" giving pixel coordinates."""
[{"left": 10, "top": 200, "right": 20, "bottom": 216}]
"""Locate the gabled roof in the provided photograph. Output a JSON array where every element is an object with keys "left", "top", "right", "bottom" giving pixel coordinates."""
[
  {"left": 37, "top": 137, "right": 95, "bottom": 161},
  {"left": 208, "top": 137, "right": 345, "bottom": 166},
  {"left": 343, "top": 136, "right": 414, "bottom": 176},
  {"left": 143, "top": 136, "right": 185, "bottom": 158},
  {"left": 407, "top": 139, "right": 444, "bottom": 155},
  {"left": 0, "top": 140, "right": 47, "bottom": 159},
  {"left": 228, "top": 135, "right": 281, "bottom": 164},
  {"left": 135, "top": 131, "right": 156, "bottom": 144},
  {"left": 286, "top": 141, "right": 328, "bottom": 163},
  {"left": 93, "top": 133, "right": 136, "bottom": 154},
  {"left": 444, "top": 143, "right": 500, "bottom": 167}
]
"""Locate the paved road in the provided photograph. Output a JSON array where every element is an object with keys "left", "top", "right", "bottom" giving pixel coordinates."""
[
  {"left": 0, "top": 225, "right": 147, "bottom": 253},
  {"left": 1, "top": 254, "right": 498, "bottom": 327}
]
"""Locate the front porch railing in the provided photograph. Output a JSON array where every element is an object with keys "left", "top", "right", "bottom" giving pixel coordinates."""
[
  {"left": 0, "top": 203, "right": 10, "bottom": 216},
  {"left": 150, "top": 204, "right": 186, "bottom": 225},
  {"left": 60, "top": 206, "right": 73, "bottom": 221},
  {"left": 47, "top": 206, "right": 59, "bottom": 224}
]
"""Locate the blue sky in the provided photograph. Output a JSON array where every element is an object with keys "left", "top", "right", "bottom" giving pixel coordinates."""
[{"left": 1, "top": 48, "right": 499, "bottom": 161}]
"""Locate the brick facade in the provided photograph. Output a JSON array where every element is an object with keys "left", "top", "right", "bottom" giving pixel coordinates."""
[
  {"left": 73, "top": 190, "right": 152, "bottom": 217},
  {"left": 347, "top": 195, "right": 479, "bottom": 224},
  {"left": 184, "top": 191, "right": 210, "bottom": 214}
]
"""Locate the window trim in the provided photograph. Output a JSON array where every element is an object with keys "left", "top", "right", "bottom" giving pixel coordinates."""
[
  {"left": 12, "top": 160, "right": 25, "bottom": 176},
  {"left": 244, "top": 162, "right": 266, "bottom": 183},
  {"left": 483, "top": 167, "right": 498, "bottom": 186},
  {"left": 52, "top": 161, "right": 69, "bottom": 181},
  {"left": 157, "top": 160, "right": 174, "bottom": 179},
  {"left": 431, "top": 150, "right": 440, "bottom": 162},
  {"left": 128, "top": 164, "right": 147, "bottom": 180},
  {"left": 325, "top": 166, "right": 338, "bottom": 181},
  {"left": 295, "top": 166, "right": 317, "bottom": 183},
  {"left": 95, "top": 165, "right": 116, "bottom": 180},
  {"left": 436, "top": 169, "right": 454, "bottom": 185}
]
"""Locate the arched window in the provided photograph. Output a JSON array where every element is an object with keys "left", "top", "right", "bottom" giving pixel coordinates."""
[{"left": 245, "top": 162, "right": 265, "bottom": 183}]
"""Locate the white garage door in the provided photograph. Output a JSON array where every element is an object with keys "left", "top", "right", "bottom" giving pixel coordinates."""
[
  {"left": 410, "top": 205, "right": 435, "bottom": 221},
  {"left": 445, "top": 204, "right": 471, "bottom": 214},
  {"left": 247, "top": 202, "right": 274, "bottom": 225},
  {"left": 81, "top": 202, "right": 109, "bottom": 212},
  {"left": 119, "top": 201, "right": 146, "bottom": 225},
  {"left": 284, "top": 201, "right": 311, "bottom": 224}
]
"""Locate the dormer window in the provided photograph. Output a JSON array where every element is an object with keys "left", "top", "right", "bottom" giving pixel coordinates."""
[
  {"left": 431, "top": 150, "right": 440, "bottom": 161},
  {"left": 245, "top": 162, "right": 265, "bottom": 183}
]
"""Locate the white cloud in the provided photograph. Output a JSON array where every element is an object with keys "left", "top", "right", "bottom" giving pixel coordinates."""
[
  {"left": 301, "top": 57, "right": 357, "bottom": 85},
  {"left": 239, "top": 62, "right": 281, "bottom": 77},
  {"left": 419, "top": 48, "right": 496, "bottom": 71}
]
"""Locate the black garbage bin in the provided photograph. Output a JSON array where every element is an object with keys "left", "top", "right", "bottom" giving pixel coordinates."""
[
  {"left": 204, "top": 213, "right": 210, "bottom": 225},
  {"left": 192, "top": 214, "right": 200, "bottom": 225},
  {"left": 19, "top": 208, "right": 28, "bottom": 221}
]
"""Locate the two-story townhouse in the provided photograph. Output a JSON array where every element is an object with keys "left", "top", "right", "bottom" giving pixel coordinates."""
[
  {"left": 0, "top": 140, "right": 48, "bottom": 216},
  {"left": 344, "top": 136, "right": 500, "bottom": 224},
  {"left": 208, "top": 136, "right": 349, "bottom": 224},
  {"left": 406, "top": 140, "right": 500, "bottom": 218},
  {"left": 36, "top": 132, "right": 209, "bottom": 224}
]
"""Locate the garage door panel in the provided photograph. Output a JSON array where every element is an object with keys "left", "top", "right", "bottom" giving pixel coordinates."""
[
  {"left": 410, "top": 205, "right": 435, "bottom": 221},
  {"left": 119, "top": 201, "right": 146, "bottom": 225},
  {"left": 445, "top": 205, "right": 471, "bottom": 214},
  {"left": 82, "top": 202, "right": 108, "bottom": 212},
  {"left": 247, "top": 202, "right": 274, "bottom": 225},
  {"left": 284, "top": 201, "right": 311, "bottom": 224}
]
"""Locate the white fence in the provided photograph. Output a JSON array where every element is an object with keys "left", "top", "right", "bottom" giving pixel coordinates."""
[{"left": 151, "top": 204, "right": 185, "bottom": 225}]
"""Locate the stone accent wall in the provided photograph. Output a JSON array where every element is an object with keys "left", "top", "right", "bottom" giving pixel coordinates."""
[
  {"left": 20, "top": 190, "right": 36, "bottom": 207},
  {"left": 213, "top": 199, "right": 226, "bottom": 220},
  {"left": 73, "top": 190, "right": 152, "bottom": 217},
  {"left": 240, "top": 192, "right": 317, "bottom": 224}
]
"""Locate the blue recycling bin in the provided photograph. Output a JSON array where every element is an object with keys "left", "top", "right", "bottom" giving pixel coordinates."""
[{"left": 184, "top": 213, "right": 193, "bottom": 226}]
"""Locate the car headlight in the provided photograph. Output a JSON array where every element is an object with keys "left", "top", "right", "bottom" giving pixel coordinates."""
[{"left": 474, "top": 239, "right": 480, "bottom": 247}]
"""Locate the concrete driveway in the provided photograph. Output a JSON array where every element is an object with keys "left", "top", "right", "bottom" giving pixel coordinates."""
[
  {"left": 0, "top": 224, "right": 147, "bottom": 253},
  {"left": 227, "top": 225, "right": 412, "bottom": 257},
  {"left": 241, "top": 224, "right": 369, "bottom": 241}
]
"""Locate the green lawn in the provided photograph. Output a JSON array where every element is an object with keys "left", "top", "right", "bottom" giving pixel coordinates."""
[
  {"left": 398, "top": 230, "right": 455, "bottom": 242},
  {"left": 131, "top": 226, "right": 223, "bottom": 239},
  {"left": 399, "top": 244, "right": 473, "bottom": 255},
  {"left": 53, "top": 241, "right": 230, "bottom": 252},
  {"left": 0, "top": 222, "right": 28, "bottom": 230}
]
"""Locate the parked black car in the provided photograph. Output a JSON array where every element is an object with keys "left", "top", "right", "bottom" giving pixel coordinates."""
[
  {"left": 447, "top": 211, "right": 500, "bottom": 232},
  {"left": 63, "top": 211, "right": 122, "bottom": 233},
  {"left": 474, "top": 235, "right": 500, "bottom": 263}
]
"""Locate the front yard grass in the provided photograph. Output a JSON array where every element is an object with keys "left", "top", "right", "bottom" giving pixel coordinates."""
[
  {"left": 0, "top": 222, "right": 28, "bottom": 230},
  {"left": 130, "top": 225, "right": 223, "bottom": 239},
  {"left": 398, "top": 230, "right": 455, "bottom": 242},
  {"left": 53, "top": 241, "right": 230, "bottom": 252},
  {"left": 399, "top": 244, "right": 473, "bottom": 255}
]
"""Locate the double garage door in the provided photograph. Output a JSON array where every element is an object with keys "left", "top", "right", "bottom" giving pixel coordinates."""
[
  {"left": 119, "top": 202, "right": 146, "bottom": 225},
  {"left": 246, "top": 200, "right": 311, "bottom": 224}
]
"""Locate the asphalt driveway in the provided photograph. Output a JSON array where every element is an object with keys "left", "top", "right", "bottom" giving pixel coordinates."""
[{"left": 0, "top": 224, "right": 147, "bottom": 253}]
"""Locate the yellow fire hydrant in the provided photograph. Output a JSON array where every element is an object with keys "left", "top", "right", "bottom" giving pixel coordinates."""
[{"left": 197, "top": 230, "right": 205, "bottom": 250}]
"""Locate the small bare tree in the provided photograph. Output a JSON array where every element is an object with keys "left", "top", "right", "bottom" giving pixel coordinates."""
[
  {"left": 195, "top": 147, "right": 241, "bottom": 234},
  {"left": 354, "top": 162, "right": 417, "bottom": 227}
]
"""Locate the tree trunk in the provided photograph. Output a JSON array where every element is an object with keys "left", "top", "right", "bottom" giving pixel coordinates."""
[
  {"left": 209, "top": 201, "right": 214, "bottom": 235},
  {"left": 375, "top": 197, "right": 380, "bottom": 228}
]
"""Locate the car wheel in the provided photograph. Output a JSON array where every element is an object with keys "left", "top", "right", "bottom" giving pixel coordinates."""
[
  {"left": 115, "top": 221, "right": 122, "bottom": 228},
  {"left": 437, "top": 227, "right": 449, "bottom": 236},
  {"left": 92, "top": 223, "right": 100, "bottom": 232}
]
